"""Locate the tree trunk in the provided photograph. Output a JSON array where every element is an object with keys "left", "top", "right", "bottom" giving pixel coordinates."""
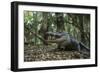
[
  {"left": 39, "top": 12, "right": 49, "bottom": 45},
  {"left": 78, "top": 15, "right": 85, "bottom": 44},
  {"left": 56, "top": 13, "right": 64, "bottom": 32}
]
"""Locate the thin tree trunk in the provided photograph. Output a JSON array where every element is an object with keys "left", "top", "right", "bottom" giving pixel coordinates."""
[
  {"left": 78, "top": 15, "right": 85, "bottom": 44},
  {"left": 56, "top": 13, "right": 64, "bottom": 32}
]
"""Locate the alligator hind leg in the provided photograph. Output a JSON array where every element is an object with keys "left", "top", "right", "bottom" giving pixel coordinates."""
[{"left": 77, "top": 44, "right": 84, "bottom": 59}]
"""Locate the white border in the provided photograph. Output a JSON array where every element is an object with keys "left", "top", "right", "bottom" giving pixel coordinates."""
[{"left": 18, "top": 5, "right": 96, "bottom": 68}]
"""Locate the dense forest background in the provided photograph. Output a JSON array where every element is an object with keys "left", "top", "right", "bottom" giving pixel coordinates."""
[
  {"left": 24, "top": 11, "right": 90, "bottom": 47},
  {"left": 24, "top": 11, "right": 90, "bottom": 61}
]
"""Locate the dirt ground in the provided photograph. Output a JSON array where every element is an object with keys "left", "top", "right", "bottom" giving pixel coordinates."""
[{"left": 24, "top": 45, "right": 90, "bottom": 62}]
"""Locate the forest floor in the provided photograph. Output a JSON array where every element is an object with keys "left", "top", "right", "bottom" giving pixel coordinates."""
[{"left": 24, "top": 45, "right": 90, "bottom": 62}]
